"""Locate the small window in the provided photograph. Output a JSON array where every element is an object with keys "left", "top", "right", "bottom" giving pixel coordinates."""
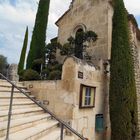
[
  {"left": 79, "top": 84, "right": 96, "bottom": 108},
  {"left": 95, "top": 114, "right": 104, "bottom": 132}
]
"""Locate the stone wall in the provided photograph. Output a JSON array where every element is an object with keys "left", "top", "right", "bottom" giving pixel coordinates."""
[
  {"left": 56, "top": 0, "right": 114, "bottom": 64},
  {"left": 129, "top": 21, "right": 140, "bottom": 139},
  {"left": 24, "top": 57, "right": 110, "bottom": 140},
  {"left": 23, "top": 80, "right": 73, "bottom": 120}
]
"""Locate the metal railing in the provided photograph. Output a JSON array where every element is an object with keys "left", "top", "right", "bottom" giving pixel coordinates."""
[{"left": 0, "top": 73, "right": 87, "bottom": 140}]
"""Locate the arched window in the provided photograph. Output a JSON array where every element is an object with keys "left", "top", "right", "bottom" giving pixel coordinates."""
[
  {"left": 75, "top": 28, "right": 84, "bottom": 40},
  {"left": 76, "top": 28, "right": 83, "bottom": 34},
  {"left": 74, "top": 26, "right": 85, "bottom": 59},
  {"left": 72, "top": 24, "right": 86, "bottom": 37}
]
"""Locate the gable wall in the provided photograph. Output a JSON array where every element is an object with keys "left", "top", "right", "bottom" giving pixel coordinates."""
[{"left": 56, "top": 0, "right": 114, "bottom": 63}]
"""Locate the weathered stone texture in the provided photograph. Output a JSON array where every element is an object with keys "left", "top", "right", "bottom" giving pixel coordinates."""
[
  {"left": 56, "top": 0, "right": 114, "bottom": 64},
  {"left": 129, "top": 21, "right": 140, "bottom": 139},
  {"left": 24, "top": 56, "right": 110, "bottom": 140},
  {"left": 8, "top": 64, "right": 19, "bottom": 81}
]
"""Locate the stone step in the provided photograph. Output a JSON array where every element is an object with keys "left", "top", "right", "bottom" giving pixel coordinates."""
[
  {"left": 0, "top": 114, "right": 51, "bottom": 137},
  {"left": 0, "top": 104, "right": 38, "bottom": 111},
  {"left": 1, "top": 120, "right": 58, "bottom": 140},
  {"left": 0, "top": 94, "right": 34, "bottom": 99},
  {"left": 0, "top": 90, "right": 30, "bottom": 94},
  {"left": 0, "top": 100, "right": 34, "bottom": 106},
  {"left": 0, "top": 107, "right": 43, "bottom": 117},
  {"left": 63, "top": 135, "right": 75, "bottom": 140},
  {"left": 0, "top": 107, "right": 44, "bottom": 121},
  {"left": 0, "top": 98, "right": 33, "bottom": 103},
  {"left": 0, "top": 84, "right": 27, "bottom": 89},
  {"left": 38, "top": 128, "right": 60, "bottom": 140},
  {"left": 0, "top": 80, "right": 24, "bottom": 87},
  {"left": 0, "top": 88, "right": 30, "bottom": 94},
  {"left": 39, "top": 130, "right": 75, "bottom": 140},
  {"left": 0, "top": 80, "right": 74, "bottom": 140},
  {"left": 0, "top": 87, "right": 21, "bottom": 92}
]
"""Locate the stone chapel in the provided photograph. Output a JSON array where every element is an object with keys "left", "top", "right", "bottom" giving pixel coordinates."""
[
  {"left": 1, "top": 0, "right": 140, "bottom": 140},
  {"left": 24, "top": 0, "right": 140, "bottom": 140},
  {"left": 53, "top": 0, "right": 140, "bottom": 139}
]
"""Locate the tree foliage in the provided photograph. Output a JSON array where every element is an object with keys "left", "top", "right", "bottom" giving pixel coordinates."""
[
  {"left": 109, "top": 0, "right": 138, "bottom": 139},
  {"left": 22, "top": 69, "right": 41, "bottom": 81},
  {"left": 0, "top": 55, "right": 8, "bottom": 76},
  {"left": 43, "top": 62, "right": 62, "bottom": 80},
  {"left": 60, "top": 43, "right": 74, "bottom": 56},
  {"left": 46, "top": 40, "right": 61, "bottom": 66},
  {"left": 26, "top": 0, "right": 50, "bottom": 73},
  {"left": 75, "top": 31, "right": 85, "bottom": 59},
  {"left": 18, "top": 26, "right": 28, "bottom": 75},
  {"left": 45, "top": 40, "right": 62, "bottom": 80},
  {"left": 53, "top": 30, "right": 98, "bottom": 60},
  {"left": 59, "top": 31, "right": 97, "bottom": 59}
]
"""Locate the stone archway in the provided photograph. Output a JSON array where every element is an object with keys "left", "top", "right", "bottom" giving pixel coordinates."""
[
  {"left": 73, "top": 24, "right": 86, "bottom": 59},
  {"left": 72, "top": 23, "right": 86, "bottom": 38}
]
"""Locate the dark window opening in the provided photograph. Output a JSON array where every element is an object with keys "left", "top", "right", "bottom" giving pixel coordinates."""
[{"left": 95, "top": 114, "right": 104, "bottom": 132}]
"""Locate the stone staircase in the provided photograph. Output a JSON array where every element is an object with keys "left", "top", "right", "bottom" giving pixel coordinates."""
[{"left": 0, "top": 80, "right": 75, "bottom": 140}]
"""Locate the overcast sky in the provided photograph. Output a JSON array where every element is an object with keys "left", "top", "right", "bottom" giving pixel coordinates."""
[{"left": 0, "top": 0, "right": 140, "bottom": 64}]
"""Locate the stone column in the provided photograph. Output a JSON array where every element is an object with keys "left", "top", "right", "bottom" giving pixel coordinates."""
[{"left": 8, "top": 64, "right": 19, "bottom": 81}]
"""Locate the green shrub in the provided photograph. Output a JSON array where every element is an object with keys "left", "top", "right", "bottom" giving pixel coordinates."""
[
  {"left": 18, "top": 69, "right": 26, "bottom": 81},
  {"left": 60, "top": 43, "right": 74, "bottom": 56},
  {"left": 23, "top": 69, "right": 41, "bottom": 81},
  {"left": 48, "top": 70, "right": 61, "bottom": 80}
]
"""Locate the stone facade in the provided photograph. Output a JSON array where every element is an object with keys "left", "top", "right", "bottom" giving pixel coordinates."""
[
  {"left": 129, "top": 18, "right": 140, "bottom": 139},
  {"left": 56, "top": 0, "right": 113, "bottom": 65},
  {"left": 24, "top": 0, "right": 140, "bottom": 140},
  {"left": 55, "top": 1, "right": 140, "bottom": 139},
  {"left": 24, "top": 57, "right": 110, "bottom": 140}
]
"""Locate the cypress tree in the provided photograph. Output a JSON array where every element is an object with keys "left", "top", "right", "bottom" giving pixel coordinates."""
[
  {"left": 109, "top": 0, "right": 138, "bottom": 139},
  {"left": 26, "top": 0, "right": 50, "bottom": 73},
  {"left": 18, "top": 27, "right": 28, "bottom": 75}
]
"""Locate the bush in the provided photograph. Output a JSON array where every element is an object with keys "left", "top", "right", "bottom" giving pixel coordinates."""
[
  {"left": 18, "top": 69, "right": 26, "bottom": 81},
  {"left": 48, "top": 70, "right": 61, "bottom": 80},
  {"left": 60, "top": 43, "right": 74, "bottom": 56},
  {"left": 23, "top": 69, "right": 41, "bottom": 81}
]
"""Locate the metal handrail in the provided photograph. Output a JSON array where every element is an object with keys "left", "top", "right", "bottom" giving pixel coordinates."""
[{"left": 0, "top": 73, "right": 86, "bottom": 140}]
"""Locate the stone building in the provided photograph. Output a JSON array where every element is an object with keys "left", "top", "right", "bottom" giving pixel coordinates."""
[
  {"left": 24, "top": 0, "right": 140, "bottom": 140},
  {"left": 129, "top": 15, "right": 140, "bottom": 139},
  {"left": 24, "top": 56, "right": 110, "bottom": 140},
  {"left": 55, "top": 0, "right": 140, "bottom": 139},
  {"left": 56, "top": 0, "right": 113, "bottom": 66},
  {"left": 55, "top": 0, "right": 140, "bottom": 138}
]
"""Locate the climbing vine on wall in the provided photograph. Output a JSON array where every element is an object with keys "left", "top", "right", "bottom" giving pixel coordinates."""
[{"left": 60, "top": 30, "right": 98, "bottom": 59}]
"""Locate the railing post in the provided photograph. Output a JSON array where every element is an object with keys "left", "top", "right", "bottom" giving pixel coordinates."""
[
  {"left": 60, "top": 123, "right": 64, "bottom": 140},
  {"left": 5, "top": 85, "right": 14, "bottom": 140}
]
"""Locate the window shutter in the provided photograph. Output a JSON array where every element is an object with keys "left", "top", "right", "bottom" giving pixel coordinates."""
[
  {"left": 95, "top": 114, "right": 104, "bottom": 132},
  {"left": 90, "top": 88, "right": 94, "bottom": 106},
  {"left": 82, "top": 86, "right": 86, "bottom": 106}
]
